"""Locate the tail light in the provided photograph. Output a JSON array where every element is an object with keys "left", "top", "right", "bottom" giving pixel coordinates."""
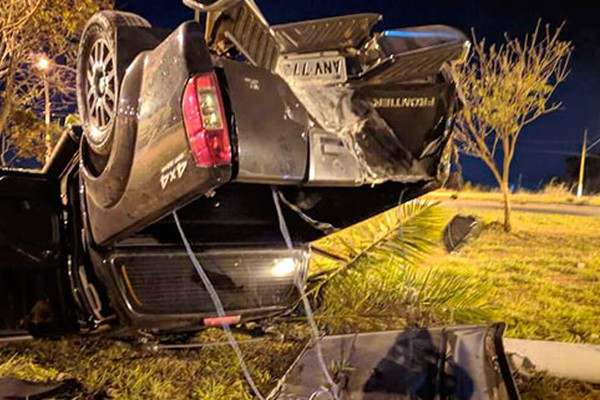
[
  {"left": 203, "top": 315, "right": 241, "bottom": 327},
  {"left": 182, "top": 73, "right": 232, "bottom": 166}
]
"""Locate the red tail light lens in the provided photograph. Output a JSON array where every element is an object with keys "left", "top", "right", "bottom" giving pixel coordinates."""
[
  {"left": 203, "top": 315, "right": 241, "bottom": 327},
  {"left": 182, "top": 73, "right": 232, "bottom": 167}
]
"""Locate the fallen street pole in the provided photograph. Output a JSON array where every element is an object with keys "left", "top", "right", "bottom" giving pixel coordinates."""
[{"left": 504, "top": 339, "right": 600, "bottom": 384}]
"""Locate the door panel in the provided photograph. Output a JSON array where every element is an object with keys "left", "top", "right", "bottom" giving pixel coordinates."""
[
  {"left": 0, "top": 175, "right": 60, "bottom": 267},
  {"left": 0, "top": 172, "right": 71, "bottom": 336}
]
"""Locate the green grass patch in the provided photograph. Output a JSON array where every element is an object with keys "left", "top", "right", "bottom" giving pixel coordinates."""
[{"left": 429, "top": 208, "right": 600, "bottom": 343}]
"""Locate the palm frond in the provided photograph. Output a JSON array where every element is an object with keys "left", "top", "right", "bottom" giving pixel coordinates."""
[
  {"left": 316, "top": 259, "right": 493, "bottom": 334},
  {"left": 307, "top": 200, "right": 493, "bottom": 333},
  {"left": 309, "top": 200, "right": 445, "bottom": 296}
]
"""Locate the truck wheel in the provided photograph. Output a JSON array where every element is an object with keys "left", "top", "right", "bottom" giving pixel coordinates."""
[{"left": 76, "top": 11, "right": 150, "bottom": 157}]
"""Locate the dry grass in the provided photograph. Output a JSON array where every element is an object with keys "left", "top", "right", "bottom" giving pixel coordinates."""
[
  {"left": 427, "top": 184, "right": 600, "bottom": 207},
  {"left": 0, "top": 326, "right": 310, "bottom": 399},
  {"left": 517, "top": 373, "right": 600, "bottom": 400}
]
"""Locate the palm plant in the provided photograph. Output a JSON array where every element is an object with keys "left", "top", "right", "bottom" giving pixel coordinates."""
[{"left": 309, "top": 200, "right": 492, "bottom": 333}]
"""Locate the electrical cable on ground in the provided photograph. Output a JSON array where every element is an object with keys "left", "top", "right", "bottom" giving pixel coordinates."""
[
  {"left": 173, "top": 211, "right": 265, "bottom": 400},
  {"left": 271, "top": 187, "right": 340, "bottom": 400}
]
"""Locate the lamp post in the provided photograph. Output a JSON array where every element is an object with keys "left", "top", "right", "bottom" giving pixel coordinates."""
[
  {"left": 37, "top": 55, "right": 51, "bottom": 164},
  {"left": 577, "top": 128, "right": 600, "bottom": 198},
  {"left": 577, "top": 129, "right": 587, "bottom": 198}
]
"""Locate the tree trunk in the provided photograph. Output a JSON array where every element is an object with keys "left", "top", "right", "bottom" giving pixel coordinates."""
[
  {"left": 1, "top": 133, "right": 6, "bottom": 167},
  {"left": 451, "top": 143, "right": 464, "bottom": 188},
  {"left": 0, "top": 57, "right": 17, "bottom": 167},
  {"left": 0, "top": 85, "right": 14, "bottom": 140},
  {"left": 0, "top": 100, "right": 13, "bottom": 168},
  {"left": 501, "top": 183, "right": 512, "bottom": 232}
]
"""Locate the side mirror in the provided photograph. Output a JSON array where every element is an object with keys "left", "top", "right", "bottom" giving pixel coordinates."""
[{"left": 182, "top": 0, "right": 243, "bottom": 12}]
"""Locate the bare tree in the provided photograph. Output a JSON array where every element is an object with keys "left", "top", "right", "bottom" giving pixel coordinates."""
[
  {"left": 0, "top": 0, "right": 43, "bottom": 166},
  {"left": 452, "top": 22, "right": 572, "bottom": 232},
  {"left": 0, "top": 0, "right": 112, "bottom": 167}
]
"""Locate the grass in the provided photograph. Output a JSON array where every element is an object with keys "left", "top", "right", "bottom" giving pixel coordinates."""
[
  {"left": 517, "top": 373, "right": 600, "bottom": 400},
  {"left": 429, "top": 207, "right": 600, "bottom": 343},
  {"left": 310, "top": 201, "right": 492, "bottom": 334},
  {"left": 0, "top": 326, "right": 310, "bottom": 399},
  {"left": 1, "top": 202, "right": 600, "bottom": 398}
]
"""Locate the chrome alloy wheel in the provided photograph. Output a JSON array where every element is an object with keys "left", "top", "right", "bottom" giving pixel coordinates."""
[{"left": 85, "top": 38, "right": 117, "bottom": 148}]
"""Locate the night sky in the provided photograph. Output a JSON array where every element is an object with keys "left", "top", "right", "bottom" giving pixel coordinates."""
[{"left": 116, "top": 0, "right": 600, "bottom": 188}]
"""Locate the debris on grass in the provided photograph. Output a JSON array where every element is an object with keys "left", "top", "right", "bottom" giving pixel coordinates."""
[
  {"left": 517, "top": 372, "right": 600, "bottom": 400},
  {"left": 442, "top": 214, "right": 484, "bottom": 252}
]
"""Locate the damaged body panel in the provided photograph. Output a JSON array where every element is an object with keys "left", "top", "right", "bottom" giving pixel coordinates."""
[
  {"left": 2, "top": 1, "right": 469, "bottom": 338},
  {"left": 272, "top": 13, "right": 382, "bottom": 55},
  {"left": 275, "top": 324, "right": 519, "bottom": 400}
]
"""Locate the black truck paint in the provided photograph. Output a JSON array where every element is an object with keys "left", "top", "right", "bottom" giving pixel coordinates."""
[{"left": 2, "top": 3, "right": 468, "bottom": 336}]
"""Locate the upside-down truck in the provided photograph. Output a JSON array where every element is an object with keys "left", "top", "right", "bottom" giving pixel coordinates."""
[{"left": 0, "top": 1, "right": 518, "bottom": 398}]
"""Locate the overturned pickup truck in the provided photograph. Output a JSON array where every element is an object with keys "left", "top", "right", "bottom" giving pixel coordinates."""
[{"left": 1, "top": 0, "right": 468, "bottom": 336}]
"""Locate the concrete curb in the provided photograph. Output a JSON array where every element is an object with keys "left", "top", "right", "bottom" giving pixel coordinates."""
[{"left": 504, "top": 338, "right": 600, "bottom": 383}]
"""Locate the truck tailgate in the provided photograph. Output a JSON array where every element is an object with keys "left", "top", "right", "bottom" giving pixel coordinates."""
[{"left": 222, "top": 59, "right": 309, "bottom": 184}]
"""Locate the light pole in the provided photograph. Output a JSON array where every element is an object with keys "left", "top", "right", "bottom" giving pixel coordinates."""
[
  {"left": 577, "top": 129, "right": 587, "bottom": 198},
  {"left": 37, "top": 55, "right": 51, "bottom": 164},
  {"left": 577, "top": 128, "right": 600, "bottom": 198}
]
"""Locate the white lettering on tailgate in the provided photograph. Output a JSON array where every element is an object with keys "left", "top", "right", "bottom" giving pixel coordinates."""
[{"left": 160, "top": 152, "right": 188, "bottom": 190}]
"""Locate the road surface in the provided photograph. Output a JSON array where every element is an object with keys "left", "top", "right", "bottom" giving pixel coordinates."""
[{"left": 434, "top": 198, "right": 600, "bottom": 217}]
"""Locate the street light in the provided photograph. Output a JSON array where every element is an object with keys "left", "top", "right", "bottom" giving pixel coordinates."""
[
  {"left": 37, "top": 56, "right": 50, "bottom": 71},
  {"left": 576, "top": 129, "right": 600, "bottom": 198},
  {"left": 36, "top": 55, "right": 52, "bottom": 164}
]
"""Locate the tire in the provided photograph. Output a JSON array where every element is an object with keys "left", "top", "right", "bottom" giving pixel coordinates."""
[{"left": 76, "top": 11, "right": 151, "bottom": 156}]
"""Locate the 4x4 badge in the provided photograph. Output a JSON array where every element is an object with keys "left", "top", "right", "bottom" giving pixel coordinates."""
[{"left": 160, "top": 153, "right": 188, "bottom": 190}]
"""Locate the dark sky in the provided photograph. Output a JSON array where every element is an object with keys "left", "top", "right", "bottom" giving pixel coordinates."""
[{"left": 117, "top": 0, "right": 600, "bottom": 188}]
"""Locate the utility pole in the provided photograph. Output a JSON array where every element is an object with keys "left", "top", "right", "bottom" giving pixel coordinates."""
[
  {"left": 37, "top": 55, "right": 52, "bottom": 165},
  {"left": 43, "top": 72, "right": 51, "bottom": 164},
  {"left": 577, "top": 129, "right": 588, "bottom": 198}
]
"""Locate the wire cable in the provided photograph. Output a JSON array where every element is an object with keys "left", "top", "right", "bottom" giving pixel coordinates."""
[
  {"left": 271, "top": 187, "right": 340, "bottom": 400},
  {"left": 276, "top": 191, "right": 338, "bottom": 234},
  {"left": 173, "top": 211, "right": 265, "bottom": 400}
]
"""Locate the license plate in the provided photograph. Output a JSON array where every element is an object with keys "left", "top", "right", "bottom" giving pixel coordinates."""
[{"left": 276, "top": 55, "right": 347, "bottom": 84}]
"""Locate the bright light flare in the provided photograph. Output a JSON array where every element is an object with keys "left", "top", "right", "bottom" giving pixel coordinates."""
[
  {"left": 272, "top": 258, "right": 296, "bottom": 278},
  {"left": 37, "top": 56, "right": 50, "bottom": 70}
]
